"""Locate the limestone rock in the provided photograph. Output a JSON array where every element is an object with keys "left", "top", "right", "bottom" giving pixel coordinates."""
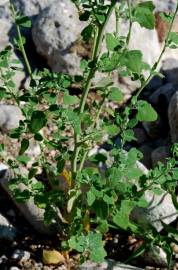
[
  {"left": 0, "top": 105, "right": 24, "bottom": 133},
  {"left": 32, "top": 0, "right": 84, "bottom": 75}
]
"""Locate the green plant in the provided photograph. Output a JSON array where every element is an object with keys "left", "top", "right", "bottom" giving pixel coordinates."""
[{"left": 0, "top": 0, "right": 178, "bottom": 266}]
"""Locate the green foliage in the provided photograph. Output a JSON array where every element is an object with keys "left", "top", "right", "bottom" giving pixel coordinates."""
[{"left": 0, "top": 0, "right": 178, "bottom": 266}]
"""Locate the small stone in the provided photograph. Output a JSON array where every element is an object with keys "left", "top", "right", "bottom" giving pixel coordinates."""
[
  {"left": 168, "top": 91, "right": 178, "bottom": 142},
  {"left": 0, "top": 213, "right": 17, "bottom": 241},
  {"left": 0, "top": 255, "right": 7, "bottom": 264},
  {"left": 151, "top": 145, "right": 170, "bottom": 167},
  {"left": 9, "top": 267, "right": 20, "bottom": 270},
  {"left": 11, "top": 249, "right": 30, "bottom": 262},
  {"left": 0, "top": 105, "right": 23, "bottom": 132},
  {"left": 143, "top": 246, "right": 167, "bottom": 267},
  {"left": 80, "top": 260, "right": 143, "bottom": 270}
]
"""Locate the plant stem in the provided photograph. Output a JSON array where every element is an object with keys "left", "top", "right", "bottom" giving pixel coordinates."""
[
  {"left": 126, "top": 0, "right": 133, "bottom": 46},
  {"left": 10, "top": 3, "right": 33, "bottom": 80},
  {"left": 135, "top": 1, "right": 178, "bottom": 99},
  {"left": 72, "top": 1, "right": 117, "bottom": 174}
]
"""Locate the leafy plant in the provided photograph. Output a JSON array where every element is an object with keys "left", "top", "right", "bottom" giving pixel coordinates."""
[{"left": 0, "top": 0, "right": 178, "bottom": 266}]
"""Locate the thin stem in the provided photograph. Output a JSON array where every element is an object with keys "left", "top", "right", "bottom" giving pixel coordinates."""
[
  {"left": 115, "top": 7, "right": 120, "bottom": 37},
  {"left": 126, "top": 0, "right": 133, "bottom": 46},
  {"left": 72, "top": 1, "right": 117, "bottom": 174},
  {"left": 135, "top": 1, "right": 178, "bottom": 99},
  {"left": 10, "top": 3, "right": 33, "bottom": 80}
]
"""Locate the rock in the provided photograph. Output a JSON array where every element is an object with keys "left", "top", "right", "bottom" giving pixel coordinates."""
[
  {"left": 168, "top": 91, "right": 178, "bottom": 142},
  {"left": 138, "top": 144, "right": 153, "bottom": 169},
  {"left": 0, "top": 163, "right": 56, "bottom": 235},
  {"left": 144, "top": 246, "right": 167, "bottom": 267},
  {"left": 134, "top": 128, "right": 148, "bottom": 145},
  {"left": 80, "top": 260, "right": 143, "bottom": 270},
  {"left": 151, "top": 145, "right": 170, "bottom": 166},
  {"left": 12, "top": 249, "right": 30, "bottom": 262},
  {"left": 141, "top": 75, "right": 163, "bottom": 99},
  {"left": 131, "top": 184, "right": 177, "bottom": 232},
  {"left": 0, "top": 212, "right": 17, "bottom": 241},
  {"left": 161, "top": 58, "right": 178, "bottom": 84},
  {"left": 0, "top": 105, "right": 24, "bottom": 133},
  {"left": 9, "top": 267, "right": 20, "bottom": 270},
  {"left": 149, "top": 83, "right": 177, "bottom": 107},
  {"left": 32, "top": 0, "right": 85, "bottom": 75},
  {"left": 13, "top": 0, "right": 56, "bottom": 18},
  {"left": 32, "top": 1, "right": 161, "bottom": 95},
  {"left": 142, "top": 117, "right": 162, "bottom": 139}
]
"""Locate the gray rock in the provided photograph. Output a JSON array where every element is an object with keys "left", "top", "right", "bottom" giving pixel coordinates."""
[
  {"left": 0, "top": 105, "right": 23, "bottom": 132},
  {"left": 168, "top": 91, "right": 178, "bottom": 142},
  {"left": 11, "top": 249, "right": 30, "bottom": 262},
  {"left": 151, "top": 146, "right": 170, "bottom": 167},
  {"left": 161, "top": 58, "right": 178, "bottom": 84},
  {"left": 0, "top": 163, "right": 56, "bottom": 235},
  {"left": 149, "top": 83, "right": 177, "bottom": 107},
  {"left": 0, "top": 212, "right": 17, "bottom": 241},
  {"left": 32, "top": 0, "right": 84, "bottom": 75},
  {"left": 142, "top": 117, "right": 162, "bottom": 139},
  {"left": 143, "top": 246, "right": 167, "bottom": 267},
  {"left": 80, "top": 260, "right": 143, "bottom": 270}
]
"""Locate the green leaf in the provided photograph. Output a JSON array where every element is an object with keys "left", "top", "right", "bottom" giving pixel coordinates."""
[
  {"left": 104, "top": 124, "right": 120, "bottom": 136},
  {"left": 113, "top": 200, "right": 136, "bottom": 230},
  {"left": 167, "top": 32, "right": 178, "bottom": 49},
  {"left": 120, "top": 50, "right": 143, "bottom": 75},
  {"left": 108, "top": 87, "right": 123, "bottom": 102},
  {"left": 16, "top": 155, "right": 31, "bottom": 165},
  {"left": 95, "top": 77, "right": 113, "bottom": 89},
  {"left": 29, "top": 111, "right": 47, "bottom": 133},
  {"left": 19, "top": 138, "right": 29, "bottom": 155},
  {"left": 106, "top": 33, "right": 120, "bottom": 51},
  {"left": 133, "top": 1, "right": 155, "bottom": 29},
  {"left": 87, "top": 190, "right": 96, "bottom": 206},
  {"left": 88, "top": 232, "right": 106, "bottom": 263},
  {"left": 63, "top": 94, "right": 79, "bottom": 105},
  {"left": 136, "top": 100, "right": 158, "bottom": 122},
  {"left": 16, "top": 16, "right": 31, "bottom": 28}
]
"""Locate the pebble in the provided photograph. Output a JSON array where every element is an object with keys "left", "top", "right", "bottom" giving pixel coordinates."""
[{"left": 11, "top": 249, "right": 30, "bottom": 262}]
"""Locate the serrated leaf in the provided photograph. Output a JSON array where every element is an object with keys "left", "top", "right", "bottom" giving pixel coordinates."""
[
  {"left": 16, "top": 16, "right": 31, "bottom": 28},
  {"left": 133, "top": 1, "right": 155, "bottom": 29},
  {"left": 63, "top": 93, "right": 79, "bottom": 105},
  {"left": 108, "top": 87, "right": 123, "bottom": 102},
  {"left": 29, "top": 111, "right": 47, "bottom": 133},
  {"left": 19, "top": 138, "right": 29, "bottom": 155},
  {"left": 106, "top": 33, "right": 120, "bottom": 51},
  {"left": 136, "top": 100, "right": 157, "bottom": 122}
]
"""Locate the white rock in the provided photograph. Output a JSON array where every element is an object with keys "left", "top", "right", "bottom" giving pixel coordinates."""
[
  {"left": 12, "top": 249, "right": 30, "bottom": 262},
  {"left": 9, "top": 267, "right": 20, "bottom": 270},
  {"left": 161, "top": 58, "right": 178, "bottom": 84},
  {"left": 80, "top": 260, "right": 143, "bottom": 270},
  {"left": 168, "top": 91, "right": 178, "bottom": 142},
  {"left": 32, "top": 0, "right": 84, "bottom": 75},
  {"left": 0, "top": 105, "right": 24, "bottom": 132},
  {"left": 0, "top": 163, "right": 56, "bottom": 235},
  {"left": 144, "top": 246, "right": 167, "bottom": 267},
  {"left": 0, "top": 212, "right": 17, "bottom": 241}
]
